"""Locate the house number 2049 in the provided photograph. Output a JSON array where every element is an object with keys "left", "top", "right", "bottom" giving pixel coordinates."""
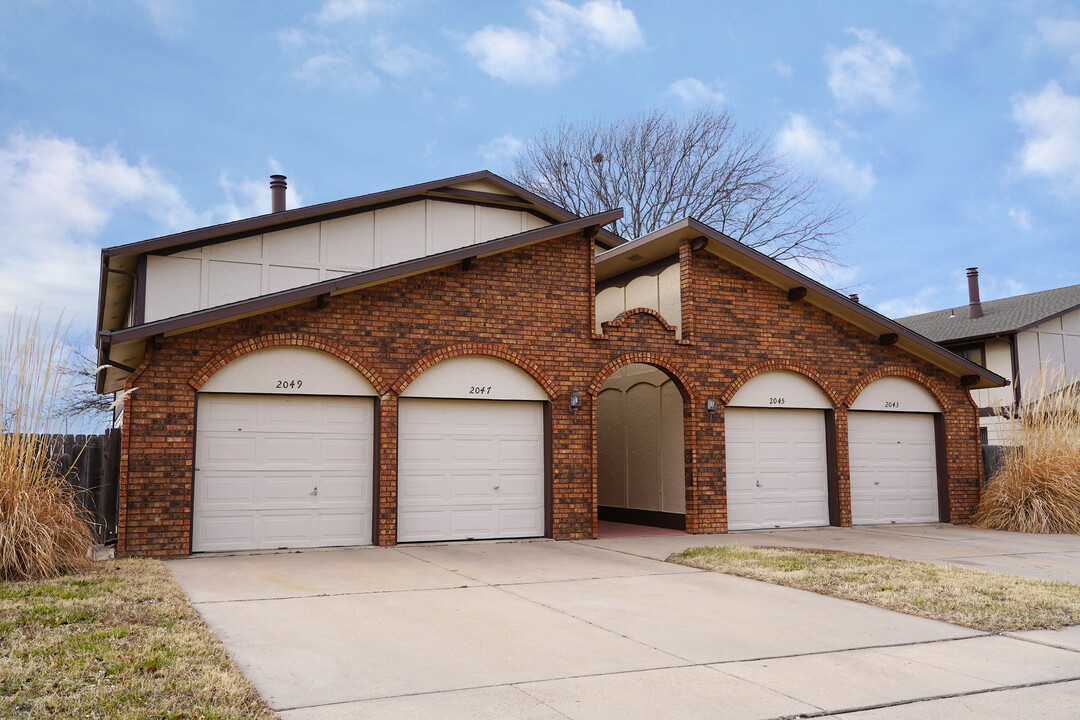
[{"left": 276, "top": 379, "right": 303, "bottom": 389}]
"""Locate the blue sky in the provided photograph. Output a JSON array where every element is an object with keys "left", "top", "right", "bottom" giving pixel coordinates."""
[{"left": 2, "top": 0, "right": 1079, "bottom": 344}]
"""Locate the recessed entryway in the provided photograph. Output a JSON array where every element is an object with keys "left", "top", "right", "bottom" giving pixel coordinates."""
[{"left": 596, "top": 363, "right": 687, "bottom": 530}]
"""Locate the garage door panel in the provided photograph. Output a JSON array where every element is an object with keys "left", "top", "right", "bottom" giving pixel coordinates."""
[
  {"left": 398, "top": 398, "right": 545, "bottom": 542},
  {"left": 849, "top": 412, "right": 938, "bottom": 525},
  {"left": 725, "top": 407, "right": 830, "bottom": 530},
  {"left": 195, "top": 394, "right": 373, "bottom": 552}
]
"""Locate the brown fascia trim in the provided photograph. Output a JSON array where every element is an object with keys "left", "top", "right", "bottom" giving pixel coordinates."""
[
  {"left": 609, "top": 217, "right": 1006, "bottom": 388},
  {"left": 1013, "top": 301, "right": 1080, "bottom": 334},
  {"left": 595, "top": 254, "right": 679, "bottom": 292},
  {"left": 100, "top": 208, "right": 623, "bottom": 347},
  {"left": 103, "top": 170, "right": 624, "bottom": 258}
]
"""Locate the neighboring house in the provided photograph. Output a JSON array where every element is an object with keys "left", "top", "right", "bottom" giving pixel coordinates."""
[
  {"left": 96, "top": 171, "right": 1003, "bottom": 558},
  {"left": 897, "top": 269, "right": 1080, "bottom": 446}
]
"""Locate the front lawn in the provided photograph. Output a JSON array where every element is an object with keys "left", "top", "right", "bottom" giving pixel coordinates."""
[
  {"left": 0, "top": 558, "right": 275, "bottom": 719},
  {"left": 670, "top": 545, "right": 1080, "bottom": 632}
]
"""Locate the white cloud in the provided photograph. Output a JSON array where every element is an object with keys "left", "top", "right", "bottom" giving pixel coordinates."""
[
  {"left": 479, "top": 134, "right": 524, "bottom": 169},
  {"left": 315, "top": 0, "right": 385, "bottom": 24},
  {"left": 799, "top": 259, "right": 860, "bottom": 291},
  {"left": 1009, "top": 206, "right": 1033, "bottom": 231},
  {"left": 292, "top": 50, "right": 380, "bottom": 90},
  {"left": 0, "top": 132, "right": 197, "bottom": 329},
  {"left": 1038, "top": 17, "right": 1080, "bottom": 70},
  {"left": 666, "top": 78, "right": 725, "bottom": 105},
  {"left": 1012, "top": 81, "right": 1080, "bottom": 196},
  {"left": 875, "top": 286, "right": 941, "bottom": 318},
  {"left": 777, "top": 114, "right": 876, "bottom": 197},
  {"left": 826, "top": 28, "right": 919, "bottom": 112},
  {"left": 135, "top": 0, "right": 190, "bottom": 36},
  {"left": 370, "top": 35, "right": 435, "bottom": 77},
  {"left": 465, "top": 0, "right": 644, "bottom": 86}
]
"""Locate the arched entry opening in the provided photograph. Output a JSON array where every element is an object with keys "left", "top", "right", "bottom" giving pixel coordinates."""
[{"left": 597, "top": 363, "right": 686, "bottom": 532}]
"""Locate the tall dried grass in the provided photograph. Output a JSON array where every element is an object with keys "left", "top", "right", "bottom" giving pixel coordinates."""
[
  {"left": 973, "top": 365, "right": 1080, "bottom": 534},
  {"left": 0, "top": 311, "right": 93, "bottom": 581}
]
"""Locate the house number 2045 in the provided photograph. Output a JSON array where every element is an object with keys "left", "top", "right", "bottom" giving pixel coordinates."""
[{"left": 276, "top": 379, "right": 303, "bottom": 389}]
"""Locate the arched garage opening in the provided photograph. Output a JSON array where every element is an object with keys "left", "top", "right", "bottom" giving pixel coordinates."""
[
  {"left": 396, "top": 355, "right": 550, "bottom": 543},
  {"left": 193, "top": 346, "right": 378, "bottom": 552},
  {"left": 597, "top": 364, "right": 686, "bottom": 531},
  {"left": 848, "top": 376, "right": 947, "bottom": 524},
  {"left": 725, "top": 370, "right": 836, "bottom": 530}
]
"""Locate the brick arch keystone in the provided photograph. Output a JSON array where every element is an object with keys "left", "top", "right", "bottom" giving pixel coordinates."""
[
  {"left": 842, "top": 366, "right": 953, "bottom": 413},
  {"left": 189, "top": 333, "right": 387, "bottom": 394},
  {"left": 588, "top": 353, "right": 697, "bottom": 403},
  {"left": 719, "top": 361, "right": 842, "bottom": 408},
  {"left": 392, "top": 343, "right": 558, "bottom": 399}
]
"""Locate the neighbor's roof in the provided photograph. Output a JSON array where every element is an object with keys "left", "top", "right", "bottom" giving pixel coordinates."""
[{"left": 897, "top": 283, "right": 1080, "bottom": 343}]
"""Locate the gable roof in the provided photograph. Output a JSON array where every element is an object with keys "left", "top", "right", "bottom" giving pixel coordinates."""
[
  {"left": 596, "top": 217, "right": 1006, "bottom": 390},
  {"left": 896, "top": 283, "right": 1080, "bottom": 343},
  {"left": 96, "top": 209, "right": 622, "bottom": 394},
  {"left": 96, "top": 170, "right": 625, "bottom": 341}
]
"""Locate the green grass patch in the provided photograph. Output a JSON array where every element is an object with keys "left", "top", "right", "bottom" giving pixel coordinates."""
[
  {"left": 670, "top": 544, "right": 1080, "bottom": 632},
  {"left": 0, "top": 558, "right": 275, "bottom": 719}
]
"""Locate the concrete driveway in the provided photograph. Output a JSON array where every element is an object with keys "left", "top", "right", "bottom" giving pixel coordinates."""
[{"left": 166, "top": 525, "right": 1080, "bottom": 719}]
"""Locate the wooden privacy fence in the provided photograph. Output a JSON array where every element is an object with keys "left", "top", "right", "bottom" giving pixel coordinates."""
[{"left": 43, "top": 430, "right": 122, "bottom": 545}]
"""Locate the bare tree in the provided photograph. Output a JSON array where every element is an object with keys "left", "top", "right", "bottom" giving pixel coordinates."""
[
  {"left": 511, "top": 107, "right": 849, "bottom": 266},
  {"left": 56, "top": 342, "right": 112, "bottom": 427}
]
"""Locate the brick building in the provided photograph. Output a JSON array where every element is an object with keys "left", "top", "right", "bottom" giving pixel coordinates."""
[{"left": 96, "top": 172, "right": 1004, "bottom": 557}]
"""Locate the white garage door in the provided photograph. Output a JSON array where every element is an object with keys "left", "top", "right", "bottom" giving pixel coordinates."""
[
  {"left": 398, "top": 398, "right": 545, "bottom": 542},
  {"left": 725, "top": 407, "right": 830, "bottom": 530},
  {"left": 849, "top": 412, "right": 938, "bottom": 524},
  {"left": 193, "top": 393, "right": 374, "bottom": 552}
]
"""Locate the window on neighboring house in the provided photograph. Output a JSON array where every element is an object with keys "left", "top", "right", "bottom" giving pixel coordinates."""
[
  {"left": 952, "top": 342, "right": 985, "bottom": 367},
  {"left": 979, "top": 427, "right": 988, "bottom": 445}
]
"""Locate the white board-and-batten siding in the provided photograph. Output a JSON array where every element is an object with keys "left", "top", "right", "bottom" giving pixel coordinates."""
[
  {"left": 595, "top": 262, "right": 682, "bottom": 338},
  {"left": 143, "top": 199, "right": 550, "bottom": 322}
]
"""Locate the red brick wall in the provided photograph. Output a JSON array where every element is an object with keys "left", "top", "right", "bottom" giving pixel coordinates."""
[{"left": 117, "top": 232, "right": 982, "bottom": 557}]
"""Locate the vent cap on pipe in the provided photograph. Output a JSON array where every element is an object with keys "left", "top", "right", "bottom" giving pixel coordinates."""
[
  {"left": 966, "top": 267, "right": 983, "bottom": 319},
  {"left": 270, "top": 174, "right": 287, "bottom": 213}
]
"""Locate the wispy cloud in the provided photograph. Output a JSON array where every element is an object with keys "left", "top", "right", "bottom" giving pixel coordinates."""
[
  {"left": 0, "top": 132, "right": 198, "bottom": 329},
  {"left": 1009, "top": 206, "right": 1033, "bottom": 231},
  {"left": 479, "top": 134, "right": 524, "bottom": 170},
  {"left": 1012, "top": 80, "right": 1080, "bottom": 197},
  {"left": 777, "top": 114, "right": 876, "bottom": 197},
  {"left": 1037, "top": 17, "right": 1080, "bottom": 70},
  {"left": 134, "top": 0, "right": 191, "bottom": 36},
  {"left": 774, "top": 59, "right": 793, "bottom": 79},
  {"left": 666, "top": 78, "right": 725, "bottom": 105},
  {"left": 465, "top": 0, "right": 644, "bottom": 86},
  {"left": 826, "top": 28, "right": 919, "bottom": 112},
  {"left": 875, "top": 285, "right": 941, "bottom": 318}
]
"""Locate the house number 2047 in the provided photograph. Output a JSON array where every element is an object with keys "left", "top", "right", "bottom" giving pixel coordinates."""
[
  {"left": 469, "top": 386, "right": 493, "bottom": 395},
  {"left": 276, "top": 379, "right": 303, "bottom": 389}
]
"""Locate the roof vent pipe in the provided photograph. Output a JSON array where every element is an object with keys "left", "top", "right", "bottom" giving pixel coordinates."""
[
  {"left": 967, "top": 267, "right": 983, "bottom": 319},
  {"left": 848, "top": 293, "right": 860, "bottom": 303},
  {"left": 270, "top": 174, "right": 287, "bottom": 213}
]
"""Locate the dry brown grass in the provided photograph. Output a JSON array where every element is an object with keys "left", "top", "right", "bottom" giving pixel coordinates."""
[
  {"left": 974, "top": 365, "right": 1080, "bottom": 534},
  {"left": 0, "top": 311, "right": 94, "bottom": 581},
  {"left": 0, "top": 558, "right": 276, "bottom": 719},
  {"left": 671, "top": 545, "right": 1080, "bottom": 632}
]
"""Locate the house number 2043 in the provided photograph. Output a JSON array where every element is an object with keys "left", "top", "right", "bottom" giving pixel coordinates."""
[
  {"left": 276, "top": 379, "right": 303, "bottom": 389},
  {"left": 469, "top": 386, "right": 493, "bottom": 395}
]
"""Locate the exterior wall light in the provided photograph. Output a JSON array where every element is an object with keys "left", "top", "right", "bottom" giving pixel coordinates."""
[
  {"left": 569, "top": 389, "right": 582, "bottom": 413},
  {"left": 706, "top": 398, "right": 718, "bottom": 419}
]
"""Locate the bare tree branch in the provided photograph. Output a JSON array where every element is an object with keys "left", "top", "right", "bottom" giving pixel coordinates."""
[{"left": 511, "top": 106, "right": 850, "bottom": 267}]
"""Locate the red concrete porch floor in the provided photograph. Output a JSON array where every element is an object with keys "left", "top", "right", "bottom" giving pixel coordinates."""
[{"left": 597, "top": 520, "right": 687, "bottom": 539}]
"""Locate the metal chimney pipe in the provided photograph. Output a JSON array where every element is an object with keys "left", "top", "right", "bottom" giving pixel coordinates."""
[
  {"left": 270, "top": 175, "right": 287, "bottom": 213},
  {"left": 848, "top": 293, "right": 860, "bottom": 303},
  {"left": 967, "top": 267, "right": 983, "bottom": 319}
]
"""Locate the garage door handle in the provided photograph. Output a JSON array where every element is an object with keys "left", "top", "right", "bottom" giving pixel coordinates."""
[
  {"left": 874, "top": 481, "right": 880, "bottom": 485},
  {"left": 755, "top": 481, "right": 761, "bottom": 487},
  {"left": 310, "top": 487, "right": 318, "bottom": 496},
  {"left": 493, "top": 485, "right": 500, "bottom": 490}
]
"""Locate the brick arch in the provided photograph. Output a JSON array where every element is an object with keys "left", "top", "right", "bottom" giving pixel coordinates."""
[
  {"left": 392, "top": 343, "right": 558, "bottom": 399},
  {"left": 843, "top": 366, "right": 953, "bottom": 413},
  {"left": 719, "top": 361, "right": 842, "bottom": 408},
  {"left": 189, "top": 333, "right": 387, "bottom": 394},
  {"left": 600, "top": 307, "right": 678, "bottom": 334},
  {"left": 588, "top": 353, "right": 697, "bottom": 403}
]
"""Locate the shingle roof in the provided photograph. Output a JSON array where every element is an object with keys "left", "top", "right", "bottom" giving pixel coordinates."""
[{"left": 896, "top": 284, "right": 1080, "bottom": 343}]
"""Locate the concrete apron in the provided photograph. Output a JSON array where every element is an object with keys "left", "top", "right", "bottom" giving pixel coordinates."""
[{"left": 165, "top": 525, "right": 1080, "bottom": 720}]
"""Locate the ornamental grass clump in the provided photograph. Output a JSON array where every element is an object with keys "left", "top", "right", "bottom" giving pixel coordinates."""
[
  {"left": 0, "top": 311, "right": 93, "bottom": 581},
  {"left": 974, "top": 365, "right": 1080, "bottom": 534}
]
